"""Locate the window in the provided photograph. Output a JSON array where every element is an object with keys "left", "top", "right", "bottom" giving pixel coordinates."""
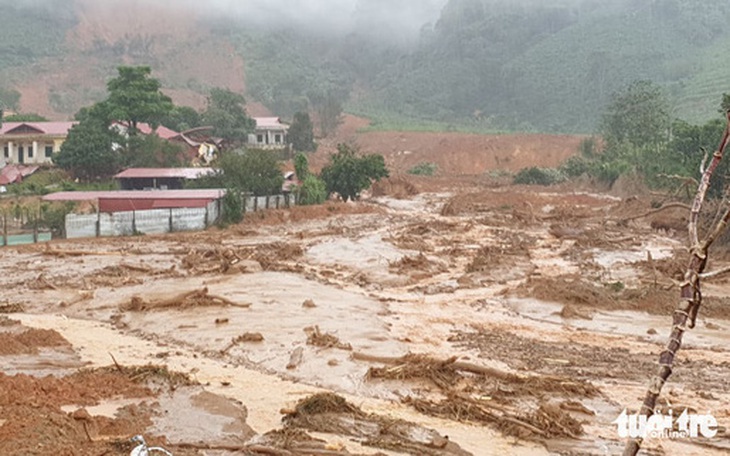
[
  {"left": 45, "top": 146, "right": 53, "bottom": 158},
  {"left": 28, "top": 145, "right": 33, "bottom": 158},
  {"left": 257, "top": 134, "right": 264, "bottom": 143},
  {"left": 275, "top": 134, "right": 282, "bottom": 144},
  {"left": 3, "top": 146, "right": 8, "bottom": 159}
]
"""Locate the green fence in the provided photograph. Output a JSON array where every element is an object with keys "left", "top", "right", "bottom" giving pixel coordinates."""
[{"left": 3, "top": 232, "right": 52, "bottom": 246}]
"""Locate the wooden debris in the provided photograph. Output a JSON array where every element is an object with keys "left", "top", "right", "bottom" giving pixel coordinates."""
[
  {"left": 305, "top": 326, "right": 352, "bottom": 351},
  {"left": 121, "top": 288, "right": 250, "bottom": 311}
]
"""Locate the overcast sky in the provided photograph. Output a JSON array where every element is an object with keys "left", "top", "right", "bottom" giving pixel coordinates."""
[{"left": 182, "top": 0, "right": 449, "bottom": 41}]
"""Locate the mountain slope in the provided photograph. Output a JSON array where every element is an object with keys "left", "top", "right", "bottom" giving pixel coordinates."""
[{"left": 2, "top": 0, "right": 730, "bottom": 133}]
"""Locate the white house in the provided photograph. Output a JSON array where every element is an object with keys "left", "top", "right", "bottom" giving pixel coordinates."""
[
  {"left": 0, "top": 122, "right": 77, "bottom": 165},
  {"left": 248, "top": 117, "right": 289, "bottom": 150}
]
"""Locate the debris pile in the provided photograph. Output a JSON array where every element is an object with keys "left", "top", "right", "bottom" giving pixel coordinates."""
[
  {"left": 122, "top": 288, "right": 249, "bottom": 311},
  {"left": 284, "top": 393, "right": 470, "bottom": 455},
  {"left": 305, "top": 326, "right": 352, "bottom": 351},
  {"left": 361, "top": 353, "right": 596, "bottom": 441}
]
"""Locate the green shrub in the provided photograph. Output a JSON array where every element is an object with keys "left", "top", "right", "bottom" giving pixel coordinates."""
[
  {"left": 513, "top": 167, "right": 566, "bottom": 186},
  {"left": 219, "top": 189, "right": 243, "bottom": 226},
  {"left": 559, "top": 156, "right": 591, "bottom": 177},
  {"left": 299, "top": 175, "right": 327, "bottom": 205},
  {"left": 39, "top": 202, "right": 76, "bottom": 237},
  {"left": 407, "top": 162, "right": 438, "bottom": 176}
]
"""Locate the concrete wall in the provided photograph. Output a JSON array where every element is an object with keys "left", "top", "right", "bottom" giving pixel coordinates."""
[
  {"left": 172, "top": 207, "right": 207, "bottom": 232},
  {"left": 66, "top": 209, "right": 188, "bottom": 239},
  {"left": 133, "top": 209, "right": 170, "bottom": 235},
  {"left": 65, "top": 194, "right": 295, "bottom": 239},
  {"left": 65, "top": 214, "right": 98, "bottom": 239}
]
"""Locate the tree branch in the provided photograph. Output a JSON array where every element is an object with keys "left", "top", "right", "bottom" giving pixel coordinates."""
[{"left": 623, "top": 111, "right": 730, "bottom": 455}]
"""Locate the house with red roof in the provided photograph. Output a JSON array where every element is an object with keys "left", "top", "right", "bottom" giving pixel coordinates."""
[
  {"left": 0, "top": 120, "right": 192, "bottom": 168},
  {"left": 0, "top": 121, "right": 77, "bottom": 165}
]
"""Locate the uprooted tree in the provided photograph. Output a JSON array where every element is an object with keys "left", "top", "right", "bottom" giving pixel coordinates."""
[{"left": 623, "top": 110, "right": 730, "bottom": 455}]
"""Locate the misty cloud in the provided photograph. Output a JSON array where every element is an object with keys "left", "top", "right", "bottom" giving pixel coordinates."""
[
  {"left": 2, "top": 0, "right": 448, "bottom": 44},
  {"left": 186, "top": 0, "right": 448, "bottom": 42}
]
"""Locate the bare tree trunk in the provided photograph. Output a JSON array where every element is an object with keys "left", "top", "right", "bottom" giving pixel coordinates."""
[{"left": 623, "top": 111, "right": 730, "bottom": 455}]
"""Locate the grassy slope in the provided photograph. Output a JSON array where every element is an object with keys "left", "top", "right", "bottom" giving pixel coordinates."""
[
  {"left": 674, "top": 34, "right": 730, "bottom": 124},
  {"left": 0, "top": 4, "right": 75, "bottom": 73},
  {"left": 505, "top": 9, "right": 697, "bottom": 132}
]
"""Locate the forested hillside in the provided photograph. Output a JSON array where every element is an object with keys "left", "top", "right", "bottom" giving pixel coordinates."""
[
  {"left": 2, "top": 0, "right": 730, "bottom": 133},
  {"left": 362, "top": 0, "right": 730, "bottom": 132}
]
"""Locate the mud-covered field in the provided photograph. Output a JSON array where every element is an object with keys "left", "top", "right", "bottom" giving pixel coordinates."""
[{"left": 2, "top": 180, "right": 730, "bottom": 455}]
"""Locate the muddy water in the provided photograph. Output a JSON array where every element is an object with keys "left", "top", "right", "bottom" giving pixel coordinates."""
[
  {"left": 2, "top": 349, "right": 87, "bottom": 376},
  {"left": 307, "top": 233, "right": 414, "bottom": 285},
  {"left": 506, "top": 297, "right": 730, "bottom": 349},
  {"left": 8, "top": 190, "right": 730, "bottom": 455},
  {"left": 15, "top": 313, "right": 546, "bottom": 455},
  {"left": 121, "top": 271, "right": 409, "bottom": 396}
]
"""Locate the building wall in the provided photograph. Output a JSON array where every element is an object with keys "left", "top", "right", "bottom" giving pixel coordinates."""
[
  {"left": 64, "top": 194, "right": 295, "bottom": 239},
  {"left": 0, "top": 136, "right": 65, "bottom": 165},
  {"left": 247, "top": 128, "right": 288, "bottom": 149}
]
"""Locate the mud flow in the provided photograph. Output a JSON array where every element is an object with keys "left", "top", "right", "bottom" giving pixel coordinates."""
[{"left": 2, "top": 182, "right": 730, "bottom": 455}]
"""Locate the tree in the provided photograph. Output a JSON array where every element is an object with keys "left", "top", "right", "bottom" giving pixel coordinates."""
[
  {"left": 0, "top": 87, "right": 20, "bottom": 115},
  {"left": 583, "top": 80, "right": 672, "bottom": 185},
  {"left": 289, "top": 112, "right": 317, "bottom": 152},
  {"left": 320, "top": 143, "right": 389, "bottom": 202},
  {"left": 667, "top": 117, "right": 727, "bottom": 197},
  {"left": 299, "top": 175, "right": 328, "bottom": 205},
  {"left": 309, "top": 91, "right": 344, "bottom": 137},
  {"left": 193, "top": 149, "right": 283, "bottom": 196},
  {"left": 161, "top": 105, "right": 202, "bottom": 132},
  {"left": 201, "top": 88, "right": 255, "bottom": 145},
  {"left": 106, "top": 66, "right": 173, "bottom": 133},
  {"left": 3, "top": 113, "right": 48, "bottom": 122},
  {"left": 54, "top": 117, "right": 122, "bottom": 180},
  {"left": 600, "top": 80, "right": 670, "bottom": 151},
  {"left": 293, "top": 152, "right": 309, "bottom": 181},
  {"left": 124, "top": 133, "right": 186, "bottom": 168}
]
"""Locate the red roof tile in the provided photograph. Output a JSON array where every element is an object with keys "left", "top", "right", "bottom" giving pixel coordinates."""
[
  {"left": 114, "top": 168, "right": 216, "bottom": 179},
  {"left": 254, "top": 117, "right": 288, "bottom": 129},
  {"left": 0, "top": 122, "right": 77, "bottom": 136},
  {"left": 42, "top": 189, "right": 226, "bottom": 202},
  {"left": 0, "top": 165, "right": 39, "bottom": 185},
  {"left": 112, "top": 121, "right": 181, "bottom": 140}
]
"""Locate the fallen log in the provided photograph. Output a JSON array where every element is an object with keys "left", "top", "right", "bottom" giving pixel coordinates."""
[
  {"left": 352, "top": 351, "right": 523, "bottom": 382},
  {"left": 122, "top": 288, "right": 250, "bottom": 311}
]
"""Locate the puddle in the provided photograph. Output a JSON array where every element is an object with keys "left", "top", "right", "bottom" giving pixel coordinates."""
[
  {"left": 62, "top": 397, "right": 143, "bottom": 418},
  {"left": 591, "top": 241, "right": 676, "bottom": 269},
  {"left": 152, "top": 387, "right": 255, "bottom": 446}
]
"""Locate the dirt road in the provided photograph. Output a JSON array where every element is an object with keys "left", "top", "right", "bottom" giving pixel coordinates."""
[{"left": 1, "top": 181, "right": 730, "bottom": 455}]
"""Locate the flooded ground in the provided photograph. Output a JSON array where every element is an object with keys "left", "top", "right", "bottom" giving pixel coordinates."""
[{"left": 2, "top": 181, "right": 730, "bottom": 455}]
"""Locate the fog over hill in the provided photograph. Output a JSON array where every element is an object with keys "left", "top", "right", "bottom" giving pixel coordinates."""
[{"left": 2, "top": 0, "right": 730, "bottom": 132}]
